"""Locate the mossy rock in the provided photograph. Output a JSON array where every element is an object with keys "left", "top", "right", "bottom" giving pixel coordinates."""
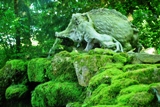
[
  {"left": 100, "top": 63, "right": 124, "bottom": 70},
  {"left": 66, "top": 102, "right": 82, "bottom": 107},
  {"left": 114, "top": 66, "right": 160, "bottom": 84},
  {"left": 5, "top": 85, "right": 28, "bottom": 100},
  {"left": 150, "top": 82, "right": 160, "bottom": 103},
  {"left": 117, "top": 84, "right": 154, "bottom": 106},
  {"left": 27, "top": 58, "right": 52, "bottom": 82},
  {"left": 113, "top": 53, "right": 128, "bottom": 64},
  {"left": 83, "top": 84, "right": 116, "bottom": 106},
  {"left": 74, "top": 53, "right": 112, "bottom": 86},
  {"left": 31, "top": 81, "right": 82, "bottom": 107},
  {"left": 47, "top": 51, "right": 77, "bottom": 82},
  {"left": 119, "top": 84, "right": 150, "bottom": 95},
  {"left": 88, "top": 68, "right": 123, "bottom": 90},
  {"left": 0, "top": 60, "right": 27, "bottom": 103},
  {"left": 91, "top": 105, "right": 130, "bottom": 107},
  {"left": 88, "top": 48, "right": 116, "bottom": 56},
  {"left": 111, "top": 78, "right": 139, "bottom": 94},
  {"left": 123, "top": 64, "right": 156, "bottom": 72},
  {"left": 117, "top": 92, "right": 154, "bottom": 107}
]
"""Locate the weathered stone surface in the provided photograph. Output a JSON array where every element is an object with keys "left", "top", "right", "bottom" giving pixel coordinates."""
[
  {"left": 55, "top": 8, "right": 139, "bottom": 52},
  {"left": 74, "top": 54, "right": 112, "bottom": 86},
  {"left": 129, "top": 53, "right": 160, "bottom": 63}
]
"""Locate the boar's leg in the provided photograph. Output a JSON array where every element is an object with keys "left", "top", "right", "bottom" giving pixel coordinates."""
[
  {"left": 113, "top": 38, "right": 123, "bottom": 52},
  {"left": 84, "top": 41, "right": 94, "bottom": 51}
]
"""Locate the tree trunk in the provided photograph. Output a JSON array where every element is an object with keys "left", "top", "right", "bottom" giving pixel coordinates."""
[{"left": 14, "top": 0, "right": 21, "bottom": 53}]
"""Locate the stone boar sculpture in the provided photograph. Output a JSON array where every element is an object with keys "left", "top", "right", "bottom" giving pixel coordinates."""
[{"left": 55, "top": 8, "right": 139, "bottom": 52}]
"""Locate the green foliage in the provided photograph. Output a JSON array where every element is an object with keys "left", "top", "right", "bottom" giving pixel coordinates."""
[{"left": 31, "top": 81, "right": 83, "bottom": 107}]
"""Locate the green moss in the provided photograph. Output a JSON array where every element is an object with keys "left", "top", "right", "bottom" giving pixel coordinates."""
[
  {"left": 0, "top": 60, "right": 28, "bottom": 102},
  {"left": 149, "top": 82, "right": 160, "bottom": 103},
  {"left": 89, "top": 68, "right": 123, "bottom": 90},
  {"left": 91, "top": 104, "right": 130, "bottom": 107},
  {"left": 56, "top": 50, "right": 71, "bottom": 57},
  {"left": 113, "top": 53, "right": 127, "bottom": 64},
  {"left": 114, "top": 66, "right": 160, "bottom": 84},
  {"left": 129, "top": 92, "right": 154, "bottom": 106},
  {"left": 111, "top": 78, "right": 139, "bottom": 93},
  {"left": 91, "top": 105, "right": 114, "bottom": 107},
  {"left": 5, "top": 85, "right": 28, "bottom": 100},
  {"left": 31, "top": 81, "right": 82, "bottom": 107},
  {"left": 119, "top": 84, "right": 150, "bottom": 95},
  {"left": 83, "top": 84, "right": 116, "bottom": 106},
  {"left": 117, "top": 92, "right": 154, "bottom": 107},
  {"left": 27, "top": 58, "right": 52, "bottom": 82},
  {"left": 123, "top": 64, "right": 156, "bottom": 72},
  {"left": 66, "top": 102, "right": 82, "bottom": 107},
  {"left": 117, "top": 92, "right": 135, "bottom": 105},
  {"left": 100, "top": 63, "right": 124, "bottom": 70},
  {"left": 117, "top": 84, "right": 154, "bottom": 106},
  {"left": 6, "top": 60, "right": 27, "bottom": 71},
  {"left": 74, "top": 54, "right": 112, "bottom": 70},
  {"left": 46, "top": 52, "right": 77, "bottom": 82},
  {"left": 88, "top": 48, "right": 116, "bottom": 56}
]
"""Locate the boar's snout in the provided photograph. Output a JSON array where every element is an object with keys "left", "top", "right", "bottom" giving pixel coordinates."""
[
  {"left": 55, "top": 31, "right": 68, "bottom": 39},
  {"left": 55, "top": 32, "right": 59, "bottom": 37}
]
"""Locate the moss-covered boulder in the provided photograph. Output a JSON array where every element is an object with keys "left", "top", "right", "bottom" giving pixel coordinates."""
[
  {"left": 5, "top": 85, "right": 28, "bottom": 100},
  {"left": 73, "top": 51, "right": 113, "bottom": 86},
  {"left": 66, "top": 102, "right": 82, "bottom": 107},
  {"left": 83, "top": 84, "right": 117, "bottom": 106},
  {"left": 47, "top": 51, "right": 78, "bottom": 82},
  {"left": 27, "top": 58, "right": 52, "bottom": 82},
  {"left": 31, "top": 81, "right": 83, "bottom": 107},
  {"left": 91, "top": 105, "right": 130, "bottom": 107},
  {"left": 0, "top": 60, "right": 27, "bottom": 104},
  {"left": 117, "top": 84, "right": 154, "bottom": 106},
  {"left": 88, "top": 68, "right": 123, "bottom": 91},
  {"left": 114, "top": 66, "right": 160, "bottom": 84},
  {"left": 123, "top": 64, "right": 156, "bottom": 72}
]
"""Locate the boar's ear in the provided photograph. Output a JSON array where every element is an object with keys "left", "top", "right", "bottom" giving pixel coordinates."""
[{"left": 81, "top": 13, "right": 90, "bottom": 22}]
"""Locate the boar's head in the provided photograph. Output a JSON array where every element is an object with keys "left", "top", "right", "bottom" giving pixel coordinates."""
[{"left": 55, "top": 13, "right": 89, "bottom": 43}]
